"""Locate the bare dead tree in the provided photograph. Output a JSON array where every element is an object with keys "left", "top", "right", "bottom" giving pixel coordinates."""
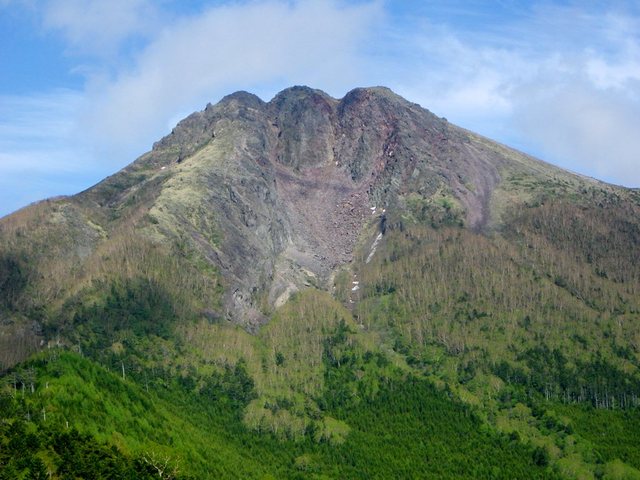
[{"left": 141, "top": 452, "right": 181, "bottom": 480}]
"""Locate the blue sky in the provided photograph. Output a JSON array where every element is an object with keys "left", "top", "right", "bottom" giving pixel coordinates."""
[{"left": 1, "top": 0, "right": 640, "bottom": 217}]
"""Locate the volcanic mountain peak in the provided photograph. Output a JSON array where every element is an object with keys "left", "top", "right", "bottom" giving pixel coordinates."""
[
  {"left": 90, "top": 85, "right": 612, "bottom": 327},
  {"left": 219, "top": 89, "right": 265, "bottom": 107},
  {"left": 3, "top": 86, "right": 640, "bottom": 480},
  {"left": 0, "top": 86, "right": 628, "bottom": 338}
]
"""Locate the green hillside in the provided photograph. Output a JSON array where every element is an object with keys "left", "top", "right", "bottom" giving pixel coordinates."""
[{"left": 1, "top": 348, "right": 558, "bottom": 479}]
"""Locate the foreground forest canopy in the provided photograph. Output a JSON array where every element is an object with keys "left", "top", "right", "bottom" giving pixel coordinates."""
[{"left": 1, "top": 86, "right": 639, "bottom": 479}]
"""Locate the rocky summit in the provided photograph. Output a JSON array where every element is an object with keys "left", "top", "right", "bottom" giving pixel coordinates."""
[
  {"left": 27, "top": 86, "right": 583, "bottom": 327},
  {"left": 88, "top": 85, "right": 508, "bottom": 327}
]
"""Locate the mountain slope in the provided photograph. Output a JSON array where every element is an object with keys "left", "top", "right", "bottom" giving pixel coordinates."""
[
  {"left": 1, "top": 86, "right": 639, "bottom": 479},
  {"left": 4, "top": 85, "right": 635, "bottom": 334}
]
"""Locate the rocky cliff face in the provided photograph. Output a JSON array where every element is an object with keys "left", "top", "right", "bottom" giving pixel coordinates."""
[
  {"left": 1, "top": 85, "right": 631, "bottom": 344},
  {"left": 89, "top": 85, "right": 511, "bottom": 327}
]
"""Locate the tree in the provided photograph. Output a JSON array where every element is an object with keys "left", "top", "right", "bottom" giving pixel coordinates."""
[
  {"left": 141, "top": 452, "right": 181, "bottom": 480},
  {"left": 532, "top": 446, "right": 549, "bottom": 467}
]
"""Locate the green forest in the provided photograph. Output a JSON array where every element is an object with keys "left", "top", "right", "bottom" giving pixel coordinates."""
[
  {"left": 1, "top": 350, "right": 559, "bottom": 479},
  {"left": 2, "top": 274, "right": 640, "bottom": 479}
]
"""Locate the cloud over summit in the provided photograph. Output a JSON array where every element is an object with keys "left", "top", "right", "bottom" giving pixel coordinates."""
[{"left": 83, "top": 0, "right": 382, "bottom": 157}]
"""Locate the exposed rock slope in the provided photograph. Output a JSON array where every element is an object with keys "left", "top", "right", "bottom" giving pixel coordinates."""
[{"left": 1, "top": 86, "right": 636, "bottom": 361}]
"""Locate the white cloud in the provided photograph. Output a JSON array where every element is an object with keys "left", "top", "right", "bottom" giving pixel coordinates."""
[
  {"left": 391, "top": 30, "right": 524, "bottom": 122},
  {"left": 42, "top": 0, "right": 158, "bottom": 55},
  {"left": 507, "top": 7, "right": 640, "bottom": 186},
  {"left": 0, "top": 90, "right": 89, "bottom": 173},
  {"left": 0, "top": 90, "right": 101, "bottom": 217},
  {"left": 513, "top": 83, "right": 640, "bottom": 185},
  {"left": 79, "top": 0, "right": 382, "bottom": 162},
  {"left": 382, "top": 4, "right": 640, "bottom": 187},
  {"left": 587, "top": 57, "right": 640, "bottom": 91}
]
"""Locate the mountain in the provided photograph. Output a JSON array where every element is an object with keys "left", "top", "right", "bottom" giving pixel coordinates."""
[{"left": 1, "top": 86, "right": 639, "bottom": 479}]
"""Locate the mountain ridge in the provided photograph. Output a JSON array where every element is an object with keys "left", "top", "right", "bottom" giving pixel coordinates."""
[{"left": 1, "top": 85, "right": 637, "bottom": 344}]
